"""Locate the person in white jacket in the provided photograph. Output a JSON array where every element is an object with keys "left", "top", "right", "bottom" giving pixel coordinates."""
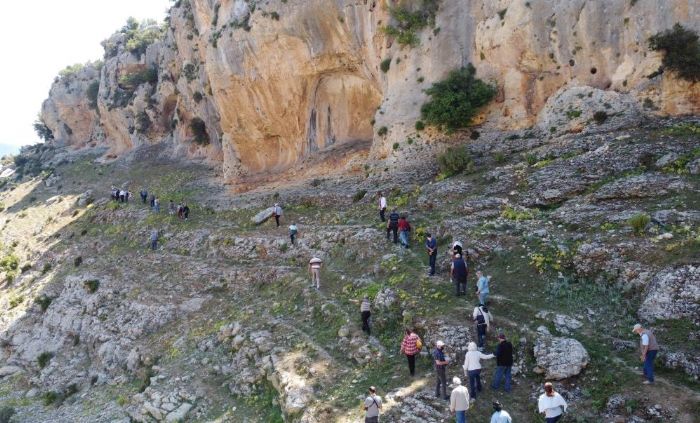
[
  {"left": 538, "top": 382, "right": 568, "bottom": 423},
  {"left": 462, "top": 341, "right": 494, "bottom": 401}
]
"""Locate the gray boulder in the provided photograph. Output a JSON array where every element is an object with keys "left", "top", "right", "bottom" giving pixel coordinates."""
[
  {"left": 638, "top": 265, "right": 700, "bottom": 322},
  {"left": 534, "top": 326, "right": 589, "bottom": 380}
]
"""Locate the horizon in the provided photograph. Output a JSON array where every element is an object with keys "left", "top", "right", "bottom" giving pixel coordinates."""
[{"left": 0, "top": 0, "right": 170, "bottom": 149}]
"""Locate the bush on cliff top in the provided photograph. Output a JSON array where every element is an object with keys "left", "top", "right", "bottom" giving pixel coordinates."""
[
  {"left": 420, "top": 64, "right": 496, "bottom": 132},
  {"left": 383, "top": 0, "right": 440, "bottom": 47},
  {"left": 649, "top": 24, "right": 700, "bottom": 82},
  {"left": 103, "top": 17, "right": 165, "bottom": 58}
]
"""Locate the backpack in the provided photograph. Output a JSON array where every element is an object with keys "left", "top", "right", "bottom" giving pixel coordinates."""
[{"left": 476, "top": 307, "right": 487, "bottom": 327}]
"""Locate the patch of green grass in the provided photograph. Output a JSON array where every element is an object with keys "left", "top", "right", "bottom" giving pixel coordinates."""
[
  {"left": 501, "top": 205, "right": 534, "bottom": 221},
  {"left": 628, "top": 213, "right": 650, "bottom": 235},
  {"left": 37, "top": 352, "right": 54, "bottom": 369},
  {"left": 8, "top": 295, "right": 23, "bottom": 309},
  {"left": 84, "top": 279, "right": 100, "bottom": 293},
  {"left": 566, "top": 109, "right": 582, "bottom": 119},
  {"left": 35, "top": 295, "right": 52, "bottom": 312}
]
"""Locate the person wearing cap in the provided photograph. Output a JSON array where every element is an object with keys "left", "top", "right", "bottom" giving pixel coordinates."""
[
  {"left": 451, "top": 253, "right": 468, "bottom": 296},
  {"left": 433, "top": 340, "right": 449, "bottom": 400},
  {"left": 363, "top": 386, "right": 382, "bottom": 423},
  {"left": 490, "top": 400, "right": 512, "bottom": 423},
  {"left": 308, "top": 257, "right": 322, "bottom": 290},
  {"left": 449, "top": 376, "right": 470, "bottom": 423},
  {"left": 425, "top": 233, "right": 437, "bottom": 276},
  {"left": 491, "top": 333, "right": 513, "bottom": 392},
  {"left": 400, "top": 329, "right": 421, "bottom": 376},
  {"left": 273, "top": 203, "right": 283, "bottom": 227},
  {"left": 538, "top": 382, "right": 567, "bottom": 422},
  {"left": 360, "top": 295, "right": 372, "bottom": 335},
  {"left": 633, "top": 323, "right": 659, "bottom": 384},
  {"left": 462, "top": 341, "right": 494, "bottom": 401}
]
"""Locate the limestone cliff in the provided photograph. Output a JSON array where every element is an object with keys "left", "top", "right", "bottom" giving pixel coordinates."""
[{"left": 40, "top": 0, "right": 699, "bottom": 186}]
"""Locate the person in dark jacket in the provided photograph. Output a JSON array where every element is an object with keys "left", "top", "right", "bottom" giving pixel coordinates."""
[
  {"left": 182, "top": 203, "right": 190, "bottom": 220},
  {"left": 491, "top": 333, "right": 513, "bottom": 392},
  {"left": 451, "top": 253, "right": 468, "bottom": 296},
  {"left": 387, "top": 209, "right": 400, "bottom": 244},
  {"left": 425, "top": 233, "right": 437, "bottom": 276},
  {"left": 140, "top": 189, "right": 148, "bottom": 204}
]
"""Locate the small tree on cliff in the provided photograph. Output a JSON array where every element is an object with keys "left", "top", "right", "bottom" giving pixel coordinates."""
[
  {"left": 649, "top": 24, "right": 700, "bottom": 82},
  {"left": 33, "top": 117, "right": 53, "bottom": 142},
  {"left": 420, "top": 64, "right": 496, "bottom": 132}
]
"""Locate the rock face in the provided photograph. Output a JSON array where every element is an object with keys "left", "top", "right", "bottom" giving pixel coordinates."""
[
  {"left": 638, "top": 266, "right": 700, "bottom": 323},
  {"left": 39, "top": 0, "right": 700, "bottom": 186},
  {"left": 534, "top": 326, "right": 589, "bottom": 380}
]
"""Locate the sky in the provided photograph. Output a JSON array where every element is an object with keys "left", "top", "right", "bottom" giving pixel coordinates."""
[{"left": 0, "top": 0, "right": 171, "bottom": 151}]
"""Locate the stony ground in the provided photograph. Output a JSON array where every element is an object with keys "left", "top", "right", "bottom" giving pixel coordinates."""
[{"left": 0, "top": 118, "right": 698, "bottom": 422}]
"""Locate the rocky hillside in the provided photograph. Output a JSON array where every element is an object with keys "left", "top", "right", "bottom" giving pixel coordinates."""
[
  {"left": 0, "top": 115, "right": 698, "bottom": 422},
  {"left": 39, "top": 0, "right": 699, "bottom": 186}
]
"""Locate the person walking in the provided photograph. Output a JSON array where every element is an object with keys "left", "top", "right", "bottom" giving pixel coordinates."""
[
  {"left": 273, "top": 203, "right": 283, "bottom": 227},
  {"left": 289, "top": 223, "right": 298, "bottom": 245},
  {"left": 169, "top": 200, "right": 176, "bottom": 216},
  {"left": 399, "top": 329, "right": 421, "bottom": 376},
  {"left": 377, "top": 192, "right": 387, "bottom": 222},
  {"left": 398, "top": 215, "right": 411, "bottom": 248},
  {"left": 452, "top": 240, "right": 463, "bottom": 256},
  {"left": 182, "top": 203, "right": 190, "bottom": 220},
  {"left": 140, "top": 188, "right": 148, "bottom": 204},
  {"left": 537, "top": 382, "right": 567, "bottom": 423},
  {"left": 149, "top": 229, "right": 158, "bottom": 251},
  {"left": 433, "top": 340, "right": 449, "bottom": 400},
  {"left": 633, "top": 323, "right": 659, "bottom": 384},
  {"left": 153, "top": 198, "right": 160, "bottom": 213},
  {"left": 490, "top": 401, "right": 512, "bottom": 423},
  {"left": 449, "top": 377, "right": 470, "bottom": 423},
  {"left": 387, "top": 209, "right": 400, "bottom": 243},
  {"left": 425, "top": 233, "right": 437, "bottom": 276},
  {"left": 451, "top": 253, "right": 468, "bottom": 296},
  {"left": 308, "top": 257, "right": 322, "bottom": 290},
  {"left": 119, "top": 189, "right": 126, "bottom": 203},
  {"left": 462, "top": 341, "right": 494, "bottom": 401},
  {"left": 149, "top": 194, "right": 156, "bottom": 209},
  {"left": 491, "top": 334, "right": 513, "bottom": 392},
  {"left": 363, "top": 386, "right": 382, "bottom": 423},
  {"left": 476, "top": 271, "right": 490, "bottom": 305},
  {"left": 472, "top": 303, "right": 492, "bottom": 350},
  {"left": 360, "top": 295, "right": 371, "bottom": 335}
]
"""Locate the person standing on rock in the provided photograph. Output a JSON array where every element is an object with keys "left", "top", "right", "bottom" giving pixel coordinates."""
[
  {"left": 377, "top": 192, "right": 387, "bottom": 222},
  {"left": 398, "top": 214, "right": 411, "bottom": 248},
  {"left": 149, "top": 229, "right": 158, "bottom": 251},
  {"left": 360, "top": 295, "right": 371, "bottom": 335},
  {"left": 633, "top": 323, "right": 659, "bottom": 384},
  {"left": 537, "top": 382, "right": 567, "bottom": 423},
  {"left": 491, "top": 333, "right": 513, "bottom": 392},
  {"left": 308, "top": 257, "right": 322, "bottom": 290},
  {"left": 433, "top": 340, "right": 449, "bottom": 400},
  {"left": 475, "top": 271, "right": 490, "bottom": 305},
  {"left": 425, "top": 233, "right": 438, "bottom": 276},
  {"left": 451, "top": 253, "right": 468, "bottom": 296},
  {"left": 472, "top": 303, "right": 492, "bottom": 350},
  {"left": 140, "top": 188, "right": 148, "bottom": 204},
  {"left": 462, "top": 341, "right": 494, "bottom": 401},
  {"left": 363, "top": 385, "right": 382, "bottom": 423},
  {"left": 399, "top": 329, "right": 421, "bottom": 377},
  {"left": 273, "top": 203, "right": 283, "bottom": 227},
  {"left": 289, "top": 223, "right": 298, "bottom": 245},
  {"left": 449, "top": 377, "right": 470, "bottom": 423},
  {"left": 490, "top": 400, "right": 512, "bottom": 423},
  {"left": 387, "top": 209, "right": 400, "bottom": 243}
]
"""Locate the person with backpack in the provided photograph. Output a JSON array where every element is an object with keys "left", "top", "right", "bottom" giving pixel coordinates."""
[
  {"left": 360, "top": 295, "right": 371, "bottom": 335},
  {"left": 462, "top": 341, "right": 494, "bottom": 401},
  {"left": 386, "top": 209, "right": 400, "bottom": 244},
  {"left": 452, "top": 240, "right": 463, "bottom": 256},
  {"left": 377, "top": 192, "right": 387, "bottom": 222},
  {"left": 289, "top": 223, "right": 298, "bottom": 245},
  {"left": 400, "top": 329, "right": 422, "bottom": 376},
  {"left": 273, "top": 203, "right": 283, "bottom": 227},
  {"left": 433, "top": 340, "right": 449, "bottom": 400},
  {"left": 308, "top": 257, "right": 322, "bottom": 290},
  {"left": 491, "top": 333, "right": 513, "bottom": 392},
  {"left": 425, "top": 233, "right": 437, "bottom": 276},
  {"left": 451, "top": 253, "right": 468, "bottom": 296},
  {"left": 449, "top": 377, "right": 470, "bottom": 423},
  {"left": 398, "top": 215, "right": 411, "bottom": 248},
  {"left": 633, "top": 323, "right": 659, "bottom": 384},
  {"left": 363, "top": 386, "right": 382, "bottom": 423},
  {"left": 537, "top": 382, "right": 567, "bottom": 423},
  {"left": 473, "top": 303, "right": 492, "bottom": 350},
  {"left": 140, "top": 188, "right": 148, "bottom": 204},
  {"left": 490, "top": 400, "right": 513, "bottom": 423},
  {"left": 476, "top": 271, "right": 490, "bottom": 305}
]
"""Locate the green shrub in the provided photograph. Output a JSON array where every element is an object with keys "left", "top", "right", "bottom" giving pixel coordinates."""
[
  {"left": 42, "top": 263, "right": 52, "bottom": 274},
  {"left": 87, "top": 81, "right": 100, "bottom": 109},
  {"left": 37, "top": 352, "right": 54, "bottom": 368},
  {"left": 136, "top": 111, "right": 151, "bottom": 134},
  {"left": 118, "top": 67, "right": 157, "bottom": 90},
  {"left": 111, "top": 18, "right": 166, "bottom": 58},
  {"left": 501, "top": 205, "right": 534, "bottom": 220},
  {"left": 33, "top": 119, "right": 54, "bottom": 142},
  {"left": 193, "top": 91, "right": 203, "bottom": 103},
  {"left": 58, "top": 63, "right": 86, "bottom": 79},
  {"left": 74, "top": 256, "right": 82, "bottom": 267},
  {"left": 380, "top": 58, "right": 391, "bottom": 73},
  {"left": 0, "top": 406, "right": 15, "bottom": 423},
  {"left": 42, "top": 390, "right": 61, "bottom": 406},
  {"left": 35, "top": 295, "right": 52, "bottom": 312},
  {"left": 392, "top": 142, "right": 400, "bottom": 150},
  {"left": 383, "top": 1, "right": 439, "bottom": 47},
  {"left": 437, "top": 146, "right": 475, "bottom": 177},
  {"left": 649, "top": 24, "right": 700, "bottom": 82},
  {"left": 415, "top": 120, "right": 425, "bottom": 131},
  {"left": 84, "top": 279, "right": 100, "bottom": 293},
  {"left": 525, "top": 154, "right": 538, "bottom": 166},
  {"left": 566, "top": 109, "right": 582, "bottom": 119},
  {"left": 190, "top": 118, "right": 210, "bottom": 145},
  {"left": 420, "top": 64, "right": 496, "bottom": 132},
  {"left": 352, "top": 190, "right": 367, "bottom": 202},
  {"left": 593, "top": 111, "right": 608, "bottom": 124},
  {"left": 183, "top": 63, "right": 198, "bottom": 82},
  {"left": 377, "top": 126, "right": 388, "bottom": 136},
  {"left": 494, "top": 152, "right": 506, "bottom": 164},
  {"left": 628, "top": 213, "right": 650, "bottom": 235},
  {"left": 8, "top": 295, "right": 23, "bottom": 309},
  {"left": 0, "top": 254, "right": 19, "bottom": 271}
]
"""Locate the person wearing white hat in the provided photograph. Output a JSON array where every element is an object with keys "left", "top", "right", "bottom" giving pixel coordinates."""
[
  {"left": 433, "top": 340, "right": 449, "bottom": 400},
  {"left": 449, "top": 376, "right": 470, "bottom": 423},
  {"left": 273, "top": 203, "right": 283, "bottom": 227},
  {"left": 633, "top": 323, "right": 659, "bottom": 384},
  {"left": 308, "top": 257, "right": 322, "bottom": 290}
]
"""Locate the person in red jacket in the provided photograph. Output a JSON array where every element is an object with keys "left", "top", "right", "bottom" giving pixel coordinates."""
[
  {"left": 398, "top": 215, "right": 412, "bottom": 248},
  {"left": 400, "top": 329, "right": 421, "bottom": 376}
]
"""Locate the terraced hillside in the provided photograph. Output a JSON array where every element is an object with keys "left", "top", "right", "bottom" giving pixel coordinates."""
[{"left": 0, "top": 118, "right": 698, "bottom": 422}]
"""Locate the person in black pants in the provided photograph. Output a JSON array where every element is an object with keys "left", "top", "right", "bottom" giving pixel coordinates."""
[
  {"left": 451, "top": 253, "right": 468, "bottom": 296},
  {"left": 433, "top": 341, "right": 449, "bottom": 400},
  {"left": 387, "top": 209, "right": 400, "bottom": 243},
  {"left": 425, "top": 233, "right": 437, "bottom": 276},
  {"left": 360, "top": 296, "right": 371, "bottom": 335}
]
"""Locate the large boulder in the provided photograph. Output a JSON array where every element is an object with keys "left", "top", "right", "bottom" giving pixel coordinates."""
[
  {"left": 252, "top": 207, "right": 276, "bottom": 225},
  {"left": 534, "top": 327, "right": 589, "bottom": 380},
  {"left": 638, "top": 266, "right": 700, "bottom": 323}
]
